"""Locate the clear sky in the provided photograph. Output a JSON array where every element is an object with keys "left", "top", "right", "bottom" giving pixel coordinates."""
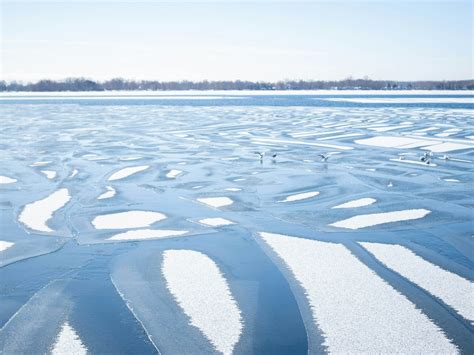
[{"left": 1, "top": 0, "right": 472, "bottom": 82}]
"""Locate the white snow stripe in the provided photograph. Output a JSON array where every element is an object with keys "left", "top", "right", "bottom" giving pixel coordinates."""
[
  {"left": 108, "top": 165, "right": 149, "bottom": 181},
  {"left": 280, "top": 191, "right": 319, "bottom": 202},
  {"left": 259, "top": 232, "right": 458, "bottom": 353},
  {"left": 51, "top": 321, "right": 87, "bottom": 355},
  {"left": 332, "top": 197, "right": 376, "bottom": 209},
  {"left": 361, "top": 242, "right": 474, "bottom": 321},
  {"left": 0, "top": 241, "right": 14, "bottom": 252},
  {"left": 197, "top": 197, "right": 234, "bottom": 208},
  {"left": 162, "top": 250, "right": 243, "bottom": 354},
  {"left": 198, "top": 218, "right": 234, "bottom": 227},
  {"left": 91, "top": 211, "right": 166, "bottom": 229},
  {"left": 19, "top": 188, "right": 71, "bottom": 232},
  {"left": 97, "top": 186, "right": 116, "bottom": 200},
  {"left": 41, "top": 170, "right": 57, "bottom": 179},
  {"left": 0, "top": 175, "right": 17, "bottom": 184},
  {"left": 166, "top": 169, "right": 182, "bottom": 178},
  {"left": 330, "top": 209, "right": 430, "bottom": 230}
]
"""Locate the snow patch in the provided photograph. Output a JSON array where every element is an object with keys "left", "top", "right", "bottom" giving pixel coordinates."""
[
  {"left": 162, "top": 250, "right": 243, "bottom": 354},
  {"left": 199, "top": 218, "right": 234, "bottom": 227},
  {"left": 0, "top": 176, "right": 17, "bottom": 184},
  {"left": 41, "top": 170, "right": 57, "bottom": 179},
  {"left": 280, "top": 191, "right": 319, "bottom": 202},
  {"left": 91, "top": 211, "right": 166, "bottom": 229},
  {"left": 19, "top": 188, "right": 71, "bottom": 232},
  {"left": 361, "top": 242, "right": 474, "bottom": 321},
  {"left": 330, "top": 209, "right": 431, "bottom": 230},
  {"left": 259, "top": 232, "right": 457, "bottom": 353},
  {"left": 333, "top": 198, "right": 376, "bottom": 209},
  {"left": 197, "top": 197, "right": 234, "bottom": 208},
  {"left": 108, "top": 165, "right": 149, "bottom": 181},
  {"left": 166, "top": 169, "right": 183, "bottom": 178},
  {"left": 51, "top": 322, "right": 87, "bottom": 355},
  {"left": 0, "top": 241, "right": 14, "bottom": 252},
  {"left": 97, "top": 186, "right": 116, "bottom": 200}
]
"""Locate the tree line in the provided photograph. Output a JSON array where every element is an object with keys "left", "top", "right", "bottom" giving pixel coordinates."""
[{"left": 1, "top": 78, "right": 473, "bottom": 92}]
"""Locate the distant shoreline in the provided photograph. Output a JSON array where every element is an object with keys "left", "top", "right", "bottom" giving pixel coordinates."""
[
  {"left": 1, "top": 79, "right": 473, "bottom": 92},
  {"left": 1, "top": 89, "right": 473, "bottom": 99}
]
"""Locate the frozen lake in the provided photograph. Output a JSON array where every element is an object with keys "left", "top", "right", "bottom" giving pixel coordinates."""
[{"left": 0, "top": 91, "right": 473, "bottom": 354}]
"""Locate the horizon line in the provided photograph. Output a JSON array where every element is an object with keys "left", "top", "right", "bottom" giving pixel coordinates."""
[{"left": 3, "top": 78, "right": 474, "bottom": 84}]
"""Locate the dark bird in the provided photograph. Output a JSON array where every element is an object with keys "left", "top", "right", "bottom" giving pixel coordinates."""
[
  {"left": 420, "top": 151, "right": 434, "bottom": 164},
  {"left": 319, "top": 154, "right": 329, "bottom": 162}
]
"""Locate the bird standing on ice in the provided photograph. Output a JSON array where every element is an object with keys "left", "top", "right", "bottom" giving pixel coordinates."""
[
  {"left": 319, "top": 154, "right": 329, "bottom": 162},
  {"left": 255, "top": 152, "right": 265, "bottom": 163}
]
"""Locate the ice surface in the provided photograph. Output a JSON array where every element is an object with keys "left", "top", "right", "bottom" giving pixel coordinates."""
[
  {"left": 389, "top": 158, "right": 437, "bottom": 167},
  {"left": 356, "top": 136, "right": 429, "bottom": 148},
  {"left": 0, "top": 175, "right": 17, "bottom": 184},
  {"left": 324, "top": 97, "right": 474, "bottom": 104},
  {"left": 332, "top": 197, "right": 376, "bottom": 209},
  {"left": 197, "top": 197, "right": 234, "bottom": 208},
  {"left": 51, "top": 322, "right": 87, "bottom": 355},
  {"left": 108, "top": 229, "right": 188, "bottom": 241},
  {"left": 356, "top": 136, "right": 473, "bottom": 152},
  {"left": 91, "top": 211, "right": 166, "bottom": 229},
  {"left": 421, "top": 142, "right": 473, "bottom": 153},
  {"left": 361, "top": 243, "right": 474, "bottom": 321},
  {"left": 108, "top": 165, "right": 149, "bottom": 181},
  {"left": 198, "top": 218, "right": 234, "bottom": 227},
  {"left": 259, "top": 232, "right": 457, "bottom": 353},
  {"left": 330, "top": 209, "right": 431, "bottom": 230},
  {"left": 162, "top": 250, "right": 243, "bottom": 354},
  {"left": 280, "top": 191, "right": 320, "bottom": 202},
  {"left": 18, "top": 188, "right": 71, "bottom": 232},
  {"left": 369, "top": 125, "right": 413, "bottom": 132},
  {"left": 253, "top": 138, "right": 353, "bottom": 150},
  {"left": 1, "top": 94, "right": 473, "bottom": 353}
]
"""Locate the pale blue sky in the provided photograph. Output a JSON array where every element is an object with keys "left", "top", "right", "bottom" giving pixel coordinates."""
[{"left": 1, "top": 1, "right": 472, "bottom": 82}]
